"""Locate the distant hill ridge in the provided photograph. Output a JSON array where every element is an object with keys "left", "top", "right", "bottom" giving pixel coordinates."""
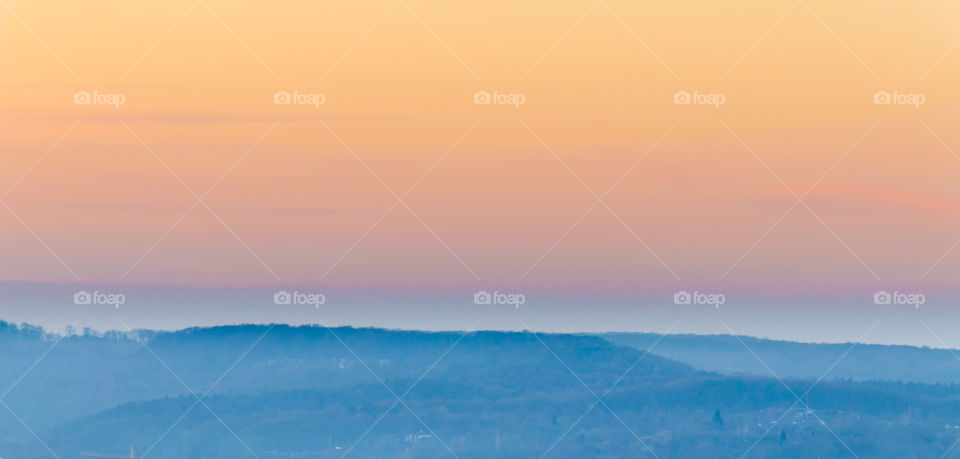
[
  {"left": 601, "top": 331, "right": 960, "bottom": 384},
  {"left": 3, "top": 321, "right": 960, "bottom": 457}
]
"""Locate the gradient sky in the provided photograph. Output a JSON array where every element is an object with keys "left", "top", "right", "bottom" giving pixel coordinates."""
[{"left": 2, "top": 0, "right": 960, "bottom": 340}]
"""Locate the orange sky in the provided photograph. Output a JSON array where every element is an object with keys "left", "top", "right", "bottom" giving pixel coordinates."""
[{"left": 1, "top": 0, "right": 959, "bottom": 294}]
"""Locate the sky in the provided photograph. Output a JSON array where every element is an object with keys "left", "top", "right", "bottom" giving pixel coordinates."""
[{"left": 1, "top": 0, "right": 959, "bottom": 343}]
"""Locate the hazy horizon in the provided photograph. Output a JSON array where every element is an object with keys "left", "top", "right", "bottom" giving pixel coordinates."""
[
  {"left": 5, "top": 0, "right": 960, "bottom": 358},
  {"left": 2, "top": 281, "right": 957, "bottom": 349},
  {"left": 6, "top": 1, "right": 960, "bottom": 457}
]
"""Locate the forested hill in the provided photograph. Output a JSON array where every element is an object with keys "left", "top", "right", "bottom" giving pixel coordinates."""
[
  {"left": 3, "top": 322, "right": 960, "bottom": 457},
  {"left": 0, "top": 322, "right": 693, "bottom": 439},
  {"left": 601, "top": 331, "right": 960, "bottom": 383}
]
